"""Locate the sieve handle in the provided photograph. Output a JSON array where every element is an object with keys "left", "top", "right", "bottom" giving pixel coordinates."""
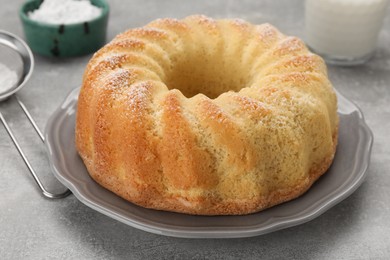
[{"left": 0, "top": 96, "right": 71, "bottom": 199}]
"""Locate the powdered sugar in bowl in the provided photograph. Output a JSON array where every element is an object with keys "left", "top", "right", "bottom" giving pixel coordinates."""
[{"left": 19, "top": 0, "right": 109, "bottom": 57}]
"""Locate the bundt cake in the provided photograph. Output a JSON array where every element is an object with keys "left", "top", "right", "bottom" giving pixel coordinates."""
[{"left": 75, "top": 15, "right": 338, "bottom": 215}]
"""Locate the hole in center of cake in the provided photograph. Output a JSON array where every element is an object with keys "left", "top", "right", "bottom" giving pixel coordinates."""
[{"left": 164, "top": 55, "right": 249, "bottom": 99}]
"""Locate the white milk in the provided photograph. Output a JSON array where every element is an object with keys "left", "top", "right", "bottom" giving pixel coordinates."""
[{"left": 305, "top": 0, "right": 389, "bottom": 65}]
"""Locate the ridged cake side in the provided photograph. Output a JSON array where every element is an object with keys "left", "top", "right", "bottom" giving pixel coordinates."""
[{"left": 76, "top": 15, "right": 338, "bottom": 215}]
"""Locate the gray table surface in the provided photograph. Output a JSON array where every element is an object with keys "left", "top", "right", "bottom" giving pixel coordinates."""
[{"left": 1, "top": 0, "right": 389, "bottom": 259}]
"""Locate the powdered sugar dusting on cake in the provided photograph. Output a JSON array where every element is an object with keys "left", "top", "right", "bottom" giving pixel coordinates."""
[
  {"left": 232, "top": 95, "right": 270, "bottom": 115},
  {"left": 121, "top": 81, "right": 153, "bottom": 125},
  {"left": 109, "top": 39, "right": 146, "bottom": 50},
  {"left": 149, "top": 18, "right": 189, "bottom": 31},
  {"left": 135, "top": 27, "right": 168, "bottom": 36},
  {"left": 258, "top": 24, "right": 277, "bottom": 39},
  {"left": 276, "top": 37, "right": 306, "bottom": 55},
  {"left": 285, "top": 54, "right": 320, "bottom": 71},
  {"left": 229, "top": 18, "right": 251, "bottom": 33},
  {"left": 200, "top": 99, "right": 231, "bottom": 124},
  {"left": 104, "top": 68, "right": 131, "bottom": 91},
  {"left": 104, "top": 55, "right": 124, "bottom": 69},
  {"left": 195, "top": 15, "right": 218, "bottom": 29},
  {"left": 231, "top": 18, "right": 248, "bottom": 27},
  {"left": 126, "top": 83, "right": 151, "bottom": 110}
]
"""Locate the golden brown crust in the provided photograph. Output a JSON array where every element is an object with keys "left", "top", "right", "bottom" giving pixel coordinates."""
[{"left": 75, "top": 15, "right": 339, "bottom": 215}]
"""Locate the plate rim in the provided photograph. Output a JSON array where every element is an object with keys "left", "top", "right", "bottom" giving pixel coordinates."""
[{"left": 45, "top": 87, "right": 374, "bottom": 238}]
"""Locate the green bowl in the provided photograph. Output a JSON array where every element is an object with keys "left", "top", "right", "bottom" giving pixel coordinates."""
[{"left": 19, "top": 0, "right": 109, "bottom": 57}]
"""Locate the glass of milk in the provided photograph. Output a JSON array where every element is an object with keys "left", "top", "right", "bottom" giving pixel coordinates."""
[{"left": 305, "top": 0, "right": 390, "bottom": 65}]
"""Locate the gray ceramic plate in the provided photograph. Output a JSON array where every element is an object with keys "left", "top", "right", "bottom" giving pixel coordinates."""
[{"left": 45, "top": 88, "right": 373, "bottom": 238}]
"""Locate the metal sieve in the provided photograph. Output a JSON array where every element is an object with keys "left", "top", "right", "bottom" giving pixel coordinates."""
[{"left": 0, "top": 30, "right": 70, "bottom": 199}]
